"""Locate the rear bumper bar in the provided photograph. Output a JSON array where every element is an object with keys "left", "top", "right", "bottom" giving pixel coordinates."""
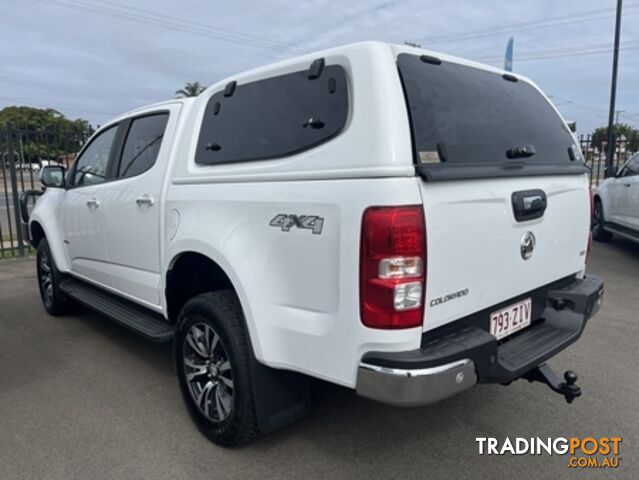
[
  {"left": 357, "top": 358, "right": 477, "bottom": 407},
  {"left": 356, "top": 275, "right": 603, "bottom": 406}
]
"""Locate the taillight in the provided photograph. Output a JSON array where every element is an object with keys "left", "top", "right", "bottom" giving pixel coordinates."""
[{"left": 360, "top": 206, "right": 426, "bottom": 329}]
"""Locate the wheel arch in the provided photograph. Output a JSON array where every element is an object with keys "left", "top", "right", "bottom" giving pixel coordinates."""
[
  {"left": 164, "top": 247, "right": 262, "bottom": 359},
  {"left": 593, "top": 192, "right": 606, "bottom": 218},
  {"left": 30, "top": 220, "right": 46, "bottom": 247},
  {"left": 28, "top": 211, "right": 71, "bottom": 272}
]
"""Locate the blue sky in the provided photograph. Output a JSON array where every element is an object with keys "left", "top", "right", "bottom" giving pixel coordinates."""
[{"left": 1, "top": 0, "right": 637, "bottom": 136}]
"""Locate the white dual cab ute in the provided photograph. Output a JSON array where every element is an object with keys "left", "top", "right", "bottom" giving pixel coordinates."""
[{"left": 22, "top": 42, "right": 603, "bottom": 446}]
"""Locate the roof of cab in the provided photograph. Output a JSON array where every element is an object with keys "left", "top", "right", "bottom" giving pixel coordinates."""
[
  {"left": 94, "top": 97, "right": 193, "bottom": 132},
  {"left": 118, "top": 97, "right": 194, "bottom": 119}
]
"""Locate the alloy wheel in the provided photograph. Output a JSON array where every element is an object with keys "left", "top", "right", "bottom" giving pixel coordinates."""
[
  {"left": 593, "top": 202, "right": 603, "bottom": 235},
  {"left": 38, "top": 250, "right": 54, "bottom": 308},
  {"left": 183, "top": 322, "right": 234, "bottom": 422}
]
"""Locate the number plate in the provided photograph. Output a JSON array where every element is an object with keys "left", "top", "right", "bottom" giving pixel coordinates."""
[{"left": 490, "top": 298, "right": 532, "bottom": 340}]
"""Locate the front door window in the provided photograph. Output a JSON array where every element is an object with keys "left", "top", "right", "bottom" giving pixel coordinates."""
[{"left": 72, "top": 126, "right": 117, "bottom": 186}]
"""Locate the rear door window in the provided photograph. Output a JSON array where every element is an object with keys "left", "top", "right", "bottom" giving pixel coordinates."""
[
  {"left": 195, "top": 63, "right": 348, "bottom": 165},
  {"left": 118, "top": 113, "right": 169, "bottom": 178},
  {"left": 397, "top": 53, "right": 587, "bottom": 180}
]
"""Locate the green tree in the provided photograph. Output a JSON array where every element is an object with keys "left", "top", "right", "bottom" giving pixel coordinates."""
[
  {"left": 175, "top": 81, "right": 206, "bottom": 98},
  {"left": 0, "top": 106, "right": 93, "bottom": 164},
  {"left": 590, "top": 123, "right": 639, "bottom": 152}
]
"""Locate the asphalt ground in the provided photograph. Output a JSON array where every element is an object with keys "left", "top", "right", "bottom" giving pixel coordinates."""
[{"left": 0, "top": 240, "right": 637, "bottom": 479}]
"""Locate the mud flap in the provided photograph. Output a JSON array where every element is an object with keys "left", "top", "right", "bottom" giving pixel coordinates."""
[{"left": 249, "top": 357, "right": 311, "bottom": 434}]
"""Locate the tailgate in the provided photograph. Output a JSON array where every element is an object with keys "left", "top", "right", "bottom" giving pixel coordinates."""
[
  {"left": 395, "top": 51, "right": 591, "bottom": 332},
  {"left": 418, "top": 175, "right": 590, "bottom": 332}
]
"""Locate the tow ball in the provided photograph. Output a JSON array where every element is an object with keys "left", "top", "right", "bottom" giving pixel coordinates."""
[{"left": 524, "top": 364, "right": 582, "bottom": 403}]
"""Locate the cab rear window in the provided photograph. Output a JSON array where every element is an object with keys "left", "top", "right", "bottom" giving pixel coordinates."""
[{"left": 397, "top": 53, "right": 587, "bottom": 180}]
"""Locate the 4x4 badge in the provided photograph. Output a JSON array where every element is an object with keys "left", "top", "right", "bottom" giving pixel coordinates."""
[
  {"left": 521, "top": 231, "right": 536, "bottom": 260},
  {"left": 269, "top": 214, "right": 324, "bottom": 235}
]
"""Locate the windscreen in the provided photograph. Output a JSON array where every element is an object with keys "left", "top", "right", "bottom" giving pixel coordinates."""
[{"left": 398, "top": 53, "right": 585, "bottom": 180}]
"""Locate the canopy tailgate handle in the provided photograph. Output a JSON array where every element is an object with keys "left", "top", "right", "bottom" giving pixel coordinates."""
[{"left": 512, "top": 189, "right": 547, "bottom": 222}]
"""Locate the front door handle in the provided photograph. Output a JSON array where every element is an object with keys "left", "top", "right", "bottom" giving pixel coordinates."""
[
  {"left": 623, "top": 183, "right": 631, "bottom": 187},
  {"left": 136, "top": 195, "right": 154, "bottom": 207},
  {"left": 86, "top": 198, "right": 100, "bottom": 209}
]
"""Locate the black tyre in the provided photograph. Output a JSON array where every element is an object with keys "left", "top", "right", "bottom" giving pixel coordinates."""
[
  {"left": 592, "top": 198, "right": 613, "bottom": 242},
  {"left": 36, "top": 238, "right": 70, "bottom": 316},
  {"left": 175, "top": 291, "right": 259, "bottom": 446}
]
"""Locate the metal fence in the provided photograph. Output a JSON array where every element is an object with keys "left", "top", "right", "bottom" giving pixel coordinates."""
[
  {"left": 0, "top": 126, "right": 635, "bottom": 259},
  {"left": 1, "top": 124, "right": 93, "bottom": 259}
]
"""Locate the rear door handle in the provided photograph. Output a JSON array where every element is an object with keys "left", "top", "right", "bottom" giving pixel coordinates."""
[
  {"left": 623, "top": 183, "right": 631, "bottom": 187},
  {"left": 86, "top": 198, "right": 100, "bottom": 209},
  {"left": 136, "top": 195, "right": 154, "bottom": 207}
]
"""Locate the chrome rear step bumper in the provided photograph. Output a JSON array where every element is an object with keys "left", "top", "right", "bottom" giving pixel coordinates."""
[
  {"left": 356, "top": 275, "right": 603, "bottom": 407},
  {"left": 356, "top": 358, "right": 476, "bottom": 407}
]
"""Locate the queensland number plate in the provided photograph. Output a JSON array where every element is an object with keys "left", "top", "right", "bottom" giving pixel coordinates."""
[{"left": 490, "top": 298, "right": 532, "bottom": 340}]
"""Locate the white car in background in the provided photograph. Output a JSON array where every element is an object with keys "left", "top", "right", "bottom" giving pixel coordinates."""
[
  {"left": 16, "top": 162, "right": 40, "bottom": 172},
  {"left": 593, "top": 152, "right": 639, "bottom": 243},
  {"left": 40, "top": 159, "right": 62, "bottom": 169},
  {"left": 13, "top": 160, "right": 61, "bottom": 172}
]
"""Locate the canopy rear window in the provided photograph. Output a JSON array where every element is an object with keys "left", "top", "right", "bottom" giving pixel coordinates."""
[{"left": 397, "top": 53, "right": 587, "bottom": 180}]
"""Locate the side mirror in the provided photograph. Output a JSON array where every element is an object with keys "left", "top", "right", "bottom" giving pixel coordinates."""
[
  {"left": 39, "top": 165, "right": 66, "bottom": 188},
  {"left": 603, "top": 166, "right": 617, "bottom": 179}
]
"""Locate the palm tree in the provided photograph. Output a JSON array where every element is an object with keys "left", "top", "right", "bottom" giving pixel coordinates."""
[{"left": 175, "top": 81, "right": 206, "bottom": 98}]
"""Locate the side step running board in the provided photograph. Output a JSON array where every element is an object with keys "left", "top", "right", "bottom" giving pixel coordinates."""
[
  {"left": 604, "top": 222, "right": 639, "bottom": 242},
  {"left": 60, "top": 278, "right": 174, "bottom": 342}
]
